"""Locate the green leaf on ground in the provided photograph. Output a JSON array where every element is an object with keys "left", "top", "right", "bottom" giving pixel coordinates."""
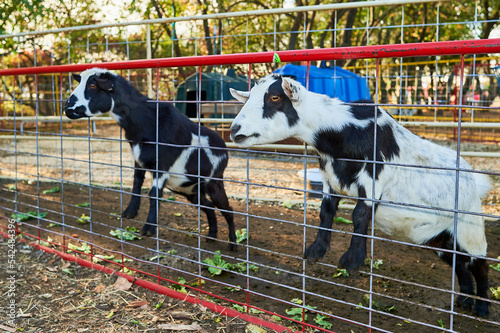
[
  {"left": 170, "top": 277, "right": 188, "bottom": 293},
  {"left": 113, "top": 258, "right": 133, "bottom": 264},
  {"left": 314, "top": 314, "right": 333, "bottom": 330},
  {"left": 333, "top": 269, "right": 349, "bottom": 278},
  {"left": 490, "top": 259, "right": 500, "bottom": 272},
  {"left": 202, "top": 250, "right": 232, "bottom": 276},
  {"left": 124, "top": 226, "right": 138, "bottom": 233},
  {"left": 334, "top": 216, "right": 352, "bottom": 224},
  {"left": 491, "top": 286, "right": 500, "bottom": 300},
  {"left": 43, "top": 186, "right": 60, "bottom": 194},
  {"left": 68, "top": 242, "right": 91, "bottom": 254},
  {"left": 110, "top": 228, "right": 142, "bottom": 241},
  {"left": 93, "top": 254, "right": 115, "bottom": 263},
  {"left": 235, "top": 228, "right": 248, "bottom": 243},
  {"left": 77, "top": 214, "right": 91, "bottom": 224},
  {"left": 365, "top": 258, "right": 384, "bottom": 269},
  {"left": 11, "top": 211, "right": 47, "bottom": 222},
  {"left": 232, "top": 262, "right": 258, "bottom": 273}
]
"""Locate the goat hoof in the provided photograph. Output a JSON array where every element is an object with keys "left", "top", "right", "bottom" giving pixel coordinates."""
[
  {"left": 304, "top": 242, "right": 328, "bottom": 264},
  {"left": 339, "top": 250, "right": 365, "bottom": 272},
  {"left": 141, "top": 225, "right": 156, "bottom": 237},
  {"left": 206, "top": 232, "right": 218, "bottom": 243},
  {"left": 473, "top": 300, "right": 489, "bottom": 317},
  {"left": 122, "top": 209, "right": 138, "bottom": 219},
  {"left": 229, "top": 242, "right": 237, "bottom": 252},
  {"left": 456, "top": 295, "right": 474, "bottom": 311}
]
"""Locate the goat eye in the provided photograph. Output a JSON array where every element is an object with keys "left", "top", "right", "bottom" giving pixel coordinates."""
[
  {"left": 271, "top": 96, "right": 280, "bottom": 102},
  {"left": 89, "top": 83, "right": 96, "bottom": 89}
]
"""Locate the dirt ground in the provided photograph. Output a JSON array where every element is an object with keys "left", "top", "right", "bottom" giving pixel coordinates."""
[
  {"left": 0, "top": 240, "right": 262, "bottom": 333},
  {"left": 1, "top": 178, "right": 499, "bottom": 333}
]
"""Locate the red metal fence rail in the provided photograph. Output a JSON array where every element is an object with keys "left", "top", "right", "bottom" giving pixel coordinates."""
[{"left": 1, "top": 39, "right": 499, "bottom": 76}]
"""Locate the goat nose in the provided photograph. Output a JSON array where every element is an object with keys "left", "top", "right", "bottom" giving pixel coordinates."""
[
  {"left": 64, "top": 101, "right": 72, "bottom": 111},
  {"left": 230, "top": 124, "right": 241, "bottom": 138}
]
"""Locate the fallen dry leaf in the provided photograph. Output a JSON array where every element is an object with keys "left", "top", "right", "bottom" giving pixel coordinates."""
[
  {"left": 127, "top": 300, "right": 148, "bottom": 308},
  {"left": 113, "top": 276, "right": 132, "bottom": 291},
  {"left": 17, "top": 313, "right": 33, "bottom": 318},
  {"left": 93, "top": 284, "right": 106, "bottom": 293},
  {"left": 0, "top": 324, "right": 16, "bottom": 333},
  {"left": 169, "top": 311, "right": 194, "bottom": 320},
  {"left": 95, "top": 304, "right": 110, "bottom": 310},
  {"left": 245, "top": 323, "right": 268, "bottom": 333},
  {"left": 157, "top": 324, "right": 202, "bottom": 331},
  {"left": 61, "top": 261, "right": 71, "bottom": 269}
]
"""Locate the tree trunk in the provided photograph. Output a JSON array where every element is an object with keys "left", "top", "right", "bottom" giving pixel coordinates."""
[
  {"left": 288, "top": 12, "right": 303, "bottom": 50},
  {"left": 337, "top": 8, "right": 358, "bottom": 67},
  {"left": 481, "top": 0, "right": 500, "bottom": 39}
]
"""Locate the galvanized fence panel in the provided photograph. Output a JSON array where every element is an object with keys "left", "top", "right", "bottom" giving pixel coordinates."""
[
  {"left": 1, "top": 2, "right": 500, "bottom": 332},
  {"left": 1, "top": 41, "right": 499, "bottom": 332}
]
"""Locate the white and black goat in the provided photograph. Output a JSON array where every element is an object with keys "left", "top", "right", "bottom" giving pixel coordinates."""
[
  {"left": 229, "top": 74, "right": 491, "bottom": 316},
  {"left": 64, "top": 68, "right": 236, "bottom": 250}
]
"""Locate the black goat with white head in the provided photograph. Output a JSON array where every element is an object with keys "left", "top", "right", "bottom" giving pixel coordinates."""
[
  {"left": 229, "top": 74, "right": 492, "bottom": 316},
  {"left": 65, "top": 68, "right": 236, "bottom": 250}
]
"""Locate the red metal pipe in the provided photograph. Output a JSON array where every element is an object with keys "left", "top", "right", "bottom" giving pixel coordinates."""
[
  {"left": 0, "top": 229, "right": 295, "bottom": 333},
  {"left": 1, "top": 39, "right": 499, "bottom": 76}
]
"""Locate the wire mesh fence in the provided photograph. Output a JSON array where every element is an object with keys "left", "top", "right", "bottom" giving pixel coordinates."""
[{"left": 1, "top": 2, "right": 500, "bottom": 332}]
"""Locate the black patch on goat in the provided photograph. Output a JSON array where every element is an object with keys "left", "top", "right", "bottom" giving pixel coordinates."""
[
  {"left": 67, "top": 94, "right": 78, "bottom": 107},
  {"left": 347, "top": 99, "right": 382, "bottom": 120},
  {"left": 314, "top": 105, "right": 400, "bottom": 188},
  {"left": 263, "top": 77, "right": 299, "bottom": 127},
  {"left": 86, "top": 74, "right": 114, "bottom": 111}
]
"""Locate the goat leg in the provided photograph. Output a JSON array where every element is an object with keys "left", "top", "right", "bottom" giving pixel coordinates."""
[
  {"left": 304, "top": 193, "right": 339, "bottom": 263},
  {"left": 470, "top": 258, "right": 490, "bottom": 317},
  {"left": 142, "top": 174, "right": 165, "bottom": 236},
  {"left": 339, "top": 199, "right": 372, "bottom": 271},
  {"left": 122, "top": 165, "right": 145, "bottom": 219}
]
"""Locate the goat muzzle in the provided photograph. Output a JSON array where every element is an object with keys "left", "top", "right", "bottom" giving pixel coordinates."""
[{"left": 64, "top": 105, "right": 87, "bottom": 119}]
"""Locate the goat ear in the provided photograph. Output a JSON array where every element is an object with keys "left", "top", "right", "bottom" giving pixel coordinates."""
[
  {"left": 72, "top": 74, "right": 81, "bottom": 83},
  {"left": 95, "top": 75, "right": 114, "bottom": 92},
  {"left": 282, "top": 78, "right": 300, "bottom": 101},
  {"left": 230, "top": 88, "right": 250, "bottom": 103}
]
